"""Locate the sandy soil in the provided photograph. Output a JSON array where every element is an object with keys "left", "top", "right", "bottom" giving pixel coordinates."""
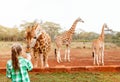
[{"left": 1, "top": 48, "right": 120, "bottom": 68}]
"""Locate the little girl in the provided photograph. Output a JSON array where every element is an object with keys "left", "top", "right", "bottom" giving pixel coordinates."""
[{"left": 6, "top": 43, "right": 33, "bottom": 82}]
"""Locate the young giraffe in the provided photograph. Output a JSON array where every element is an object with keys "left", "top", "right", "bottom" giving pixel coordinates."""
[
  {"left": 55, "top": 17, "right": 84, "bottom": 63},
  {"left": 92, "top": 23, "right": 109, "bottom": 66},
  {"left": 25, "top": 23, "right": 51, "bottom": 68}
]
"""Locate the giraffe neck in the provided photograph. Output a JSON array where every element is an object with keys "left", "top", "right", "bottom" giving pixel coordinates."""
[
  {"left": 68, "top": 19, "right": 79, "bottom": 34},
  {"left": 99, "top": 25, "right": 105, "bottom": 41}
]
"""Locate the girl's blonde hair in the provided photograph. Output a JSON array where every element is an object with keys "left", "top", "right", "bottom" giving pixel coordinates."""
[{"left": 11, "top": 44, "right": 22, "bottom": 71}]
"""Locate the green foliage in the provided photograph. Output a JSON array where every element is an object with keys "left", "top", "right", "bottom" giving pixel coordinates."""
[
  {"left": 0, "top": 25, "right": 23, "bottom": 41},
  {"left": 73, "top": 32, "right": 99, "bottom": 42},
  {"left": 41, "top": 21, "right": 61, "bottom": 41},
  {"left": 0, "top": 20, "right": 120, "bottom": 47},
  {"left": 111, "top": 32, "right": 120, "bottom": 47},
  {"left": 1, "top": 72, "right": 120, "bottom": 82}
]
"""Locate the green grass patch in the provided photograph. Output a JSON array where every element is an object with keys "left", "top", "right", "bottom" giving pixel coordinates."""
[{"left": 1, "top": 72, "right": 120, "bottom": 82}]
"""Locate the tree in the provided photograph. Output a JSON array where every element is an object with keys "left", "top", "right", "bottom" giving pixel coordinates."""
[
  {"left": 73, "top": 32, "right": 99, "bottom": 42},
  {"left": 41, "top": 21, "right": 61, "bottom": 41},
  {"left": 111, "top": 32, "right": 120, "bottom": 46}
]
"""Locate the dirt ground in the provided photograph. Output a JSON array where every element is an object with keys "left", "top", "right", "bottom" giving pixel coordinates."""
[{"left": 1, "top": 48, "right": 120, "bottom": 68}]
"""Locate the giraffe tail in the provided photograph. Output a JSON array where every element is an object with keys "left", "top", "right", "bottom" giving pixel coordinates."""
[
  {"left": 92, "top": 52, "right": 94, "bottom": 58},
  {"left": 54, "top": 49, "right": 57, "bottom": 58}
]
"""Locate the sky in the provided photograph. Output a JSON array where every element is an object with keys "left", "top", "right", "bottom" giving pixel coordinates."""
[{"left": 0, "top": 0, "right": 120, "bottom": 33}]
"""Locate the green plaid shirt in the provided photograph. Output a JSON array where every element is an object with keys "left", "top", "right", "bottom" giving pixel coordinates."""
[{"left": 6, "top": 56, "right": 33, "bottom": 82}]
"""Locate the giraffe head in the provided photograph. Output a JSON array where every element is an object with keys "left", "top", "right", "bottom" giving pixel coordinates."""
[
  {"left": 77, "top": 17, "right": 84, "bottom": 23},
  {"left": 104, "top": 24, "right": 114, "bottom": 33},
  {"left": 25, "top": 25, "right": 36, "bottom": 51},
  {"left": 30, "top": 23, "right": 45, "bottom": 48},
  {"left": 25, "top": 23, "right": 42, "bottom": 50},
  {"left": 103, "top": 23, "right": 109, "bottom": 30}
]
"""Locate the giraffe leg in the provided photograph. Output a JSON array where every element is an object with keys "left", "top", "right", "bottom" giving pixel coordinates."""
[
  {"left": 59, "top": 51, "right": 62, "bottom": 62},
  {"left": 98, "top": 51, "right": 101, "bottom": 64},
  {"left": 67, "top": 48, "right": 70, "bottom": 62},
  {"left": 65, "top": 46, "right": 70, "bottom": 62},
  {"left": 33, "top": 52, "right": 38, "bottom": 68},
  {"left": 101, "top": 49, "right": 104, "bottom": 66},
  {"left": 57, "top": 50, "right": 60, "bottom": 63},
  {"left": 96, "top": 49, "right": 100, "bottom": 66},
  {"left": 34, "top": 59, "right": 38, "bottom": 68},
  {"left": 93, "top": 52, "right": 96, "bottom": 65},
  {"left": 93, "top": 49, "right": 96, "bottom": 65},
  {"left": 57, "top": 50, "right": 62, "bottom": 63},
  {"left": 40, "top": 54, "right": 44, "bottom": 68},
  {"left": 64, "top": 49, "right": 67, "bottom": 62},
  {"left": 99, "top": 49, "right": 102, "bottom": 65},
  {"left": 44, "top": 55, "right": 49, "bottom": 68},
  {"left": 96, "top": 54, "right": 99, "bottom": 66}
]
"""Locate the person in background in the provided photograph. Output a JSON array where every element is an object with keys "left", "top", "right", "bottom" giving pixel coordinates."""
[{"left": 6, "top": 43, "right": 33, "bottom": 82}]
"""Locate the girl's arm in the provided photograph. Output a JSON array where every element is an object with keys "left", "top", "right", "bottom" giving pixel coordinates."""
[{"left": 26, "top": 59, "right": 33, "bottom": 71}]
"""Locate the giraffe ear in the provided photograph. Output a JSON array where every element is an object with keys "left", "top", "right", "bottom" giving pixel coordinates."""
[
  {"left": 26, "top": 26, "right": 31, "bottom": 33},
  {"left": 31, "top": 24, "right": 37, "bottom": 31}
]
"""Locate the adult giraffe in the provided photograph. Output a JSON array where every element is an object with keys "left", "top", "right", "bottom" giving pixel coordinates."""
[
  {"left": 92, "top": 23, "right": 109, "bottom": 66},
  {"left": 54, "top": 17, "right": 84, "bottom": 63},
  {"left": 25, "top": 23, "right": 51, "bottom": 68}
]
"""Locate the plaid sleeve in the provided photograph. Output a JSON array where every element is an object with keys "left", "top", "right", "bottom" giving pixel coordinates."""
[
  {"left": 6, "top": 62, "right": 11, "bottom": 78},
  {"left": 26, "top": 60, "right": 33, "bottom": 71}
]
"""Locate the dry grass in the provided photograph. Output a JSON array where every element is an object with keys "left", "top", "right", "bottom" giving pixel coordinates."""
[
  {"left": 0, "top": 41, "right": 119, "bottom": 55},
  {"left": 0, "top": 41, "right": 26, "bottom": 55}
]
